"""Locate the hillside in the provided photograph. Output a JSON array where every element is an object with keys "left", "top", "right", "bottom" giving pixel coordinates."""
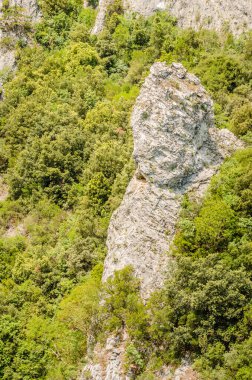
[
  {"left": 92, "top": 0, "right": 252, "bottom": 34},
  {"left": 0, "top": 1, "right": 251, "bottom": 379}
]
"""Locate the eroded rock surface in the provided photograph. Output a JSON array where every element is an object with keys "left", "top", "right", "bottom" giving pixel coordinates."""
[
  {"left": 81, "top": 334, "right": 199, "bottom": 380},
  {"left": 102, "top": 62, "right": 243, "bottom": 297},
  {"left": 82, "top": 333, "right": 129, "bottom": 380},
  {"left": 0, "top": 0, "right": 40, "bottom": 73},
  {"left": 92, "top": 0, "right": 252, "bottom": 35},
  {"left": 81, "top": 62, "right": 243, "bottom": 379},
  {"left": 8, "top": 0, "right": 40, "bottom": 18}
]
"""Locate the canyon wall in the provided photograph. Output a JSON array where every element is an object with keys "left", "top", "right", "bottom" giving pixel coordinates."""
[{"left": 92, "top": 0, "right": 252, "bottom": 35}]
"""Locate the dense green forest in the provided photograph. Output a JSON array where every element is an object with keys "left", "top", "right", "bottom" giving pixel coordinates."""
[{"left": 0, "top": 0, "right": 251, "bottom": 379}]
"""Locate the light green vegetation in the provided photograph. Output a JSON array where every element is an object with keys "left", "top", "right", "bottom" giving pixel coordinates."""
[
  {"left": 0, "top": 0, "right": 251, "bottom": 378},
  {"left": 101, "top": 149, "right": 252, "bottom": 379}
]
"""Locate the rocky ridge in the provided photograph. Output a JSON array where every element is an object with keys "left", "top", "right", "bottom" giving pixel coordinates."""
[
  {"left": 81, "top": 62, "right": 243, "bottom": 379},
  {"left": 103, "top": 61, "right": 242, "bottom": 297},
  {"left": 92, "top": 0, "right": 252, "bottom": 35},
  {"left": 0, "top": 0, "right": 40, "bottom": 74}
]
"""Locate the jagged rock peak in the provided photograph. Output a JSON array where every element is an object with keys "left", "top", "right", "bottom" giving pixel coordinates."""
[
  {"left": 81, "top": 62, "right": 243, "bottom": 379},
  {"left": 102, "top": 62, "right": 242, "bottom": 297},
  {"left": 133, "top": 62, "right": 214, "bottom": 190},
  {"left": 92, "top": 0, "right": 252, "bottom": 35}
]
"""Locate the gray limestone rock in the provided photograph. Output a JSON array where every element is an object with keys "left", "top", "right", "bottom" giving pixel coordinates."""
[
  {"left": 81, "top": 62, "right": 243, "bottom": 379},
  {"left": 7, "top": 0, "right": 40, "bottom": 19},
  {"left": 92, "top": 0, "right": 252, "bottom": 35},
  {"left": 91, "top": 0, "right": 112, "bottom": 34},
  {"left": 0, "top": 0, "right": 40, "bottom": 73},
  {"left": 104, "top": 175, "right": 180, "bottom": 297},
  {"left": 102, "top": 62, "right": 243, "bottom": 297},
  {"left": 81, "top": 333, "right": 129, "bottom": 380}
]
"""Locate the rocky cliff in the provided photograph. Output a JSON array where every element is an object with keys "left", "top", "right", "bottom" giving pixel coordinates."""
[
  {"left": 81, "top": 62, "right": 243, "bottom": 379},
  {"left": 0, "top": 0, "right": 40, "bottom": 73},
  {"left": 92, "top": 0, "right": 252, "bottom": 35},
  {"left": 103, "top": 61, "right": 242, "bottom": 297}
]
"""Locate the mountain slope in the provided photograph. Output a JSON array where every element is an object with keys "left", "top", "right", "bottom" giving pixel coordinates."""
[
  {"left": 92, "top": 0, "right": 252, "bottom": 35},
  {"left": 0, "top": 3, "right": 251, "bottom": 379}
]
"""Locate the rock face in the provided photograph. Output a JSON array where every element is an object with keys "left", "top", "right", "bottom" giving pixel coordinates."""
[
  {"left": 7, "top": 0, "right": 40, "bottom": 18},
  {"left": 103, "top": 61, "right": 242, "bottom": 297},
  {"left": 81, "top": 62, "right": 243, "bottom": 379},
  {"left": 168, "top": 0, "right": 252, "bottom": 35},
  {"left": 81, "top": 334, "right": 199, "bottom": 380},
  {"left": 0, "top": 0, "right": 40, "bottom": 73},
  {"left": 92, "top": 0, "right": 252, "bottom": 35},
  {"left": 82, "top": 333, "right": 129, "bottom": 380}
]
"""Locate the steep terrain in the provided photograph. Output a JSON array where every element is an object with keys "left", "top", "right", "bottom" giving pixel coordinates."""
[
  {"left": 103, "top": 62, "right": 242, "bottom": 296},
  {"left": 82, "top": 62, "right": 243, "bottom": 379},
  {"left": 0, "top": 0, "right": 40, "bottom": 72},
  {"left": 7, "top": 0, "right": 39, "bottom": 17},
  {"left": 92, "top": 0, "right": 252, "bottom": 34},
  {"left": 0, "top": 2, "right": 251, "bottom": 378}
]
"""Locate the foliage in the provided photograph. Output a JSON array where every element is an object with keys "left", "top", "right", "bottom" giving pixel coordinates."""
[
  {"left": 101, "top": 266, "right": 150, "bottom": 375},
  {"left": 0, "top": 3, "right": 251, "bottom": 379},
  {"left": 102, "top": 266, "right": 148, "bottom": 337},
  {"left": 147, "top": 148, "right": 252, "bottom": 376},
  {"left": 39, "top": 0, "right": 83, "bottom": 17},
  {"left": 125, "top": 343, "right": 145, "bottom": 376}
]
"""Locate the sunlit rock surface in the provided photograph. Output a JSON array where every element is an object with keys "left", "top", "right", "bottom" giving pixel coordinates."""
[
  {"left": 0, "top": 0, "right": 40, "bottom": 72},
  {"left": 103, "top": 62, "right": 243, "bottom": 297},
  {"left": 81, "top": 62, "right": 243, "bottom": 379},
  {"left": 92, "top": 0, "right": 252, "bottom": 35}
]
